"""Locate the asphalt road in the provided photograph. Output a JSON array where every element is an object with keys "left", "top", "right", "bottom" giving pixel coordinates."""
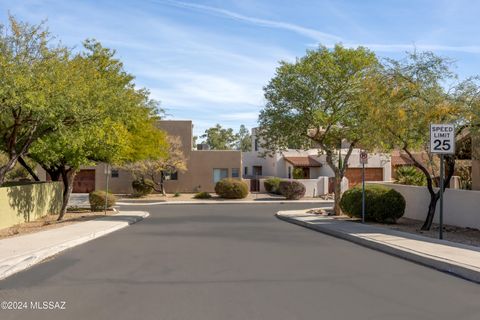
[{"left": 1, "top": 203, "right": 479, "bottom": 320}]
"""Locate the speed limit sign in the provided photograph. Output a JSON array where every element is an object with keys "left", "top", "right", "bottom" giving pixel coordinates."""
[{"left": 430, "top": 124, "right": 455, "bottom": 154}]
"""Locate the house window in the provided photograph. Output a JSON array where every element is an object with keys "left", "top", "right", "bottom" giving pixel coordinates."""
[
  {"left": 164, "top": 171, "right": 178, "bottom": 180},
  {"left": 244, "top": 166, "right": 248, "bottom": 176},
  {"left": 111, "top": 169, "right": 119, "bottom": 178},
  {"left": 170, "top": 171, "right": 178, "bottom": 180},
  {"left": 254, "top": 138, "right": 259, "bottom": 151},
  {"left": 213, "top": 168, "right": 228, "bottom": 183},
  {"left": 253, "top": 166, "right": 262, "bottom": 177},
  {"left": 288, "top": 166, "right": 291, "bottom": 179},
  {"left": 232, "top": 168, "right": 239, "bottom": 178}
]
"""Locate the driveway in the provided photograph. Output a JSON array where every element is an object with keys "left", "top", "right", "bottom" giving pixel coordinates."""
[{"left": 0, "top": 203, "right": 479, "bottom": 319}]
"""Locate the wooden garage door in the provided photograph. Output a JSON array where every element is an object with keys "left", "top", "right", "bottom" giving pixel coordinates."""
[
  {"left": 345, "top": 168, "right": 383, "bottom": 187},
  {"left": 73, "top": 169, "right": 96, "bottom": 193}
]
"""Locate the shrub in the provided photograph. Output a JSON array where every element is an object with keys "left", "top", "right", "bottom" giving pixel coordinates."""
[
  {"left": 194, "top": 191, "right": 212, "bottom": 199},
  {"left": 132, "top": 178, "right": 154, "bottom": 197},
  {"left": 174, "top": 192, "right": 181, "bottom": 197},
  {"left": 89, "top": 190, "right": 116, "bottom": 211},
  {"left": 279, "top": 180, "right": 306, "bottom": 200},
  {"left": 340, "top": 184, "right": 405, "bottom": 223},
  {"left": 264, "top": 177, "right": 282, "bottom": 195},
  {"left": 395, "top": 166, "right": 426, "bottom": 186},
  {"left": 292, "top": 167, "right": 306, "bottom": 179},
  {"left": 215, "top": 178, "right": 249, "bottom": 199}
]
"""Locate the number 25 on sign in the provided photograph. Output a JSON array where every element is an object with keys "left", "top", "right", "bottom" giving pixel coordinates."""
[{"left": 430, "top": 124, "right": 455, "bottom": 154}]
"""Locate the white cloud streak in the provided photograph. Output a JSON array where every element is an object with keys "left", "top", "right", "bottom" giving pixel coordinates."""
[{"left": 156, "top": 0, "right": 342, "bottom": 43}]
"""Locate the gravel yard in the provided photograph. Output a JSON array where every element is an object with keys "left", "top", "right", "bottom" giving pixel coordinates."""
[{"left": 370, "top": 217, "right": 480, "bottom": 247}]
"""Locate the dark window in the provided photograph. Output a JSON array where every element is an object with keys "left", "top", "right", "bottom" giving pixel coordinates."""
[
  {"left": 111, "top": 169, "right": 119, "bottom": 178},
  {"left": 165, "top": 171, "right": 178, "bottom": 180},
  {"left": 253, "top": 166, "right": 262, "bottom": 176},
  {"left": 288, "top": 166, "right": 291, "bottom": 179},
  {"left": 254, "top": 139, "right": 259, "bottom": 151},
  {"left": 244, "top": 166, "right": 248, "bottom": 176},
  {"left": 232, "top": 168, "right": 239, "bottom": 178}
]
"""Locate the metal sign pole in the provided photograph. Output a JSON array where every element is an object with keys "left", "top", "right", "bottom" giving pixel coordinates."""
[
  {"left": 439, "top": 154, "right": 444, "bottom": 240},
  {"left": 362, "top": 161, "right": 365, "bottom": 224}
]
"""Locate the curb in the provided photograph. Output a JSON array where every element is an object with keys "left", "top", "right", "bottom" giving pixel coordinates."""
[
  {"left": 276, "top": 212, "right": 480, "bottom": 283},
  {"left": 116, "top": 200, "right": 334, "bottom": 206},
  {"left": 0, "top": 211, "right": 149, "bottom": 281}
]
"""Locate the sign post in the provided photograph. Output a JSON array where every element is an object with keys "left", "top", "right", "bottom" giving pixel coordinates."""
[
  {"left": 359, "top": 151, "right": 368, "bottom": 223},
  {"left": 429, "top": 124, "right": 455, "bottom": 239}
]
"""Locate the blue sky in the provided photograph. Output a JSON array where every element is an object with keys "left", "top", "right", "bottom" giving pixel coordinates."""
[{"left": 1, "top": 0, "right": 479, "bottom": 136}]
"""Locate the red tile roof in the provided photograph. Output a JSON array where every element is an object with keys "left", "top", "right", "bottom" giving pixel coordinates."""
[{"left": 284, "top": 156, "right": 322, "bottom": 167}]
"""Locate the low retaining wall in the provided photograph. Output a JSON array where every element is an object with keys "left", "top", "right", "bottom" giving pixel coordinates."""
[
  {"left": 377, "top": 183, "right": 480, "bottom": 230},
  {"left": 257, "top": 177, "right": 332, "bottom": 196},
  {"left": 0, "top": 182, "right": 63, "bottom": 229}
]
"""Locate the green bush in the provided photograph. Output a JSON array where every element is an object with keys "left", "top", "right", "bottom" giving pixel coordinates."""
[
  {"left": 279, "top": 180, "right": 306, "bottom": 200},
  {"left": 264, "top": 177, "right": 282, "bottom": 195},
  {"left": 395, "top": 166, "right": 426, "bottom": 186},
  {"left": 89, "top": 190, "right": 116, "bottom": 211},
  {"left": 215, "top": 178, "right": 249, "bottom": 199},
  {"left": 340, "top": 184, "right": 406, "bottom": 223},
  {"left": 292, "top": 167, "right": 306, "bottom": 179},
  {"left": 174, "top": 192, "right": 181, "bottom": 197},
  {"left": 194, "top": 191, "right": 212, "bottom": 199},
  {"left": 132, "top": 178, "right": 154, "bottom": 197}
]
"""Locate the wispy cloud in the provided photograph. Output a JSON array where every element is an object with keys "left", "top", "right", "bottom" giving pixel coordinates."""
[{"left": 156, "top": 0, "right": 342, "bottom": 43}]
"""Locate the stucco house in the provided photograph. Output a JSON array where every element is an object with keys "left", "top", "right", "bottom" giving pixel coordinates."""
[
  {"left": 242, "top": 128, "right": 392, "bottom": 189},
  {"left": 38, "top": 120, "right": 242, "bottom": 194}
]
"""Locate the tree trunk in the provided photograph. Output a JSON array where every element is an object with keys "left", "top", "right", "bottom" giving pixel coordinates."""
[
  {"left": 333, "top": 174, "right": 342, "bottom": 215},
  {"left": 0, "top": 156, "right": 20, "bottom": 184},
  {"left": 420, "top": 155, "right": 455, "bottom": 230},
  {"left": 17, "top": 156, "right": 40, "bottom": 181},
  {"left": 160, "top": 172, "right": 166, "bottom": 196},
  {"left": 421, "top": 191, "right": 440, "bottom": 230},
  {"left": 58, "top": 168, "right": 77, "bottom": 221}
]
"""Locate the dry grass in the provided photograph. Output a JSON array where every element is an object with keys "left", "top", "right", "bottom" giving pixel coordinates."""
[{"left": 0, "top": 209, "right": 117, "bottom": 239}]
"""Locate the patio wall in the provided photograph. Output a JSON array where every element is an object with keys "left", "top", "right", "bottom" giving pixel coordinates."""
[
  {"left": 377, "top": 182, "right": 480, "bottom": 229},
  {"left": 258, "top": 177, "right": 333, "bottom": 197},
  {"left": 0, "top": 182, "right": 63, "bottom": 229}
]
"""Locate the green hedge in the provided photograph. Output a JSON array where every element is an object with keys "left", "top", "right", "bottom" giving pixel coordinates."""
[
  {"left": 279, "top": 180, "right": 306, "bottom": 200},
  {"left": 340, "top": 184, "right": 405, "bottom": 223},
  {"left": 89, "top": 191, "right": 117, "bottom": 211},
  {"left": 264, "top": 177, "right": 282, "bottom": 195},
  {"left": 215, "top": 178, "right": 249, "bottom": 199}
]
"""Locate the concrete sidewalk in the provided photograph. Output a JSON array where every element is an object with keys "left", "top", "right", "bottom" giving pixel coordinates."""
[
  {"left": 277, "top": 210, "right": 480, "bottom": 283},
  {"left": 0, "top": 211, "right": 148, "bottom": 281}
]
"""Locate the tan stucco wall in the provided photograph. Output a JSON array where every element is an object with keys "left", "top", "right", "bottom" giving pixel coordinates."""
[
  {"left": 156, "top": 120, "right": 193, "bottom": 154},
  {"left": 164, "top": 150, "right": 242, "bottom": 192},
  {"left": 0, "top": 182, "right": 63, "bottom": 229},
  {"left": 36, "top": 120, "right": 242, "bottom": 194}
]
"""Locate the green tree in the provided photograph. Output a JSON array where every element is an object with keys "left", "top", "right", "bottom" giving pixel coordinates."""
[
  {"left": 201, "top": 124, "right": 236, "bottom": 150},
  {"left": 0, "top": 17, "right": 91, "bottom": 183},
  {"left": 124, "top": 135, "right": 187, "bottom": 196},
  {"left": 371, "top": 51, "right": 466, "bottom": 230},
  {"left": 22, "top": 40, "right": 168, "bottom": 220},
  {"left": 258, "top": 44, "right": 381, "bottom": 214},
  {"left": 236, "top": 125, "right": 252, "bottom": 152}
]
